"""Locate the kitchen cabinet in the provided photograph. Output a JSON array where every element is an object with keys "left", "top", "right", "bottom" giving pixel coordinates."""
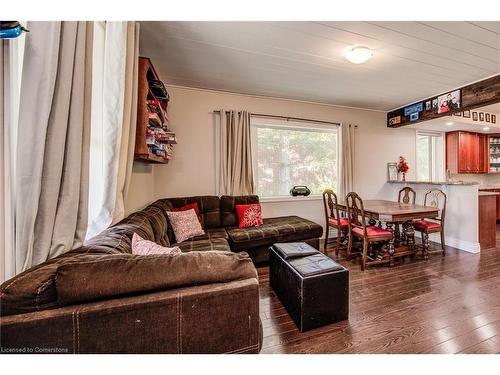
[
  {"left": 478, "top": 193, "right": 497, "bottom": 249},
  {"left": 446, "top": 131, "right": 487, "bottom": 174},
  {"left": 479, "top": 189, "right": 500, "bottom": 220}
]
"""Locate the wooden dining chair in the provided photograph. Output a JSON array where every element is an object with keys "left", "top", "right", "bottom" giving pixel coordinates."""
[
  {"left": 412, "top": 189, "right": 447, "bottom": 257},
  {"left": 322, "top": 189, "right": 349, "bottom": 255},
  {"left": 346, "top": 192, "right": 393, "bottom": 271},
  {"left": 398, "top": 187, "right": 416, "bottom": 204},
  {"left": 397, "top": 187, "right": 416, "bottom": 246}
]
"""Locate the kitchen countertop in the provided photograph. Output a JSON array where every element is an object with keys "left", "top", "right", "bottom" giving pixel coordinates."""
[{"left": 387, "top": 180, "right": 479, "bottom": 186}]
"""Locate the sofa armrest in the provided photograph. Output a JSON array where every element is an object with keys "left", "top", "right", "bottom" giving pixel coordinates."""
[{"left": 0, "top": 278, "right": 261, "bottom": 354}]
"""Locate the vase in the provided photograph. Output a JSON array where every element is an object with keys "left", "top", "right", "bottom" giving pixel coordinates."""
[{"left": 402, "top": 172, "right": 406, "bottom": 182}]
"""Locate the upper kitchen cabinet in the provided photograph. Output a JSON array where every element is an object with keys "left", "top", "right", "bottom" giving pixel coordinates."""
[{"left": 446, "top": 131, "right": 488, "bottom": 174}]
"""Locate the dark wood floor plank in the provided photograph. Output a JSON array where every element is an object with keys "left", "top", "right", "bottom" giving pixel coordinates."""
[{"left": 259, "top": 235, "right": 500, "bottom": 354}]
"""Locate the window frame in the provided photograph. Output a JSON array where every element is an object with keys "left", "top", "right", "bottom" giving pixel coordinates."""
[
  {"left": 250, "top": 116, "right": 340, "bottom": 201},
  {"left": 415, "top": 130, "right": 445, "bottom": 182}
]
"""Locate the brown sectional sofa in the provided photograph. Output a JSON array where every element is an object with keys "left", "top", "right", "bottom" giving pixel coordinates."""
[{"left": 0, "top": 195, "right": 322, "bottom": 354}]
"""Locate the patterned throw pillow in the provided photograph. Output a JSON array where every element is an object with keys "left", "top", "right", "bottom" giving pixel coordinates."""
[
  {"left": 131, "top": 233, "right": 182, "bottom": 255},
  {"left": 235, "top": 204, "right": 264, "bottom": 229},
  {"left": 166, "top": 209, "right": 206, "bottom": 243},
  {"left": 171, "top": 202, "right": 203, "bottom": 226}
]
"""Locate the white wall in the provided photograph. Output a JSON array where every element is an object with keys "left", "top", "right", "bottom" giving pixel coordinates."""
[
  {"left": 387, "top": 182, "right": 479, "bottom": 252},
  {"left": 125, "top": 85, "right": 418, "bottom": 234}
]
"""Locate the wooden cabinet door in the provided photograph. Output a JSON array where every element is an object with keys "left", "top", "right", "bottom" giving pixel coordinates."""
[
  {"left": 478, "top": 134, "right": 488, "bottom": 173},
  {"left": 458, "top": 132, "right": 470, "bottom": 173},
  {"left": 470, "top": 133, "right": 480, "bottom": 173},
  {"left": 446, "top": 132, "right": 459, "bottom": 174},
  {"left": 496, "top": 193, "right": 500, "bottom": 220}
]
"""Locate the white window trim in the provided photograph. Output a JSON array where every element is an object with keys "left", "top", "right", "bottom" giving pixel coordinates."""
[
  {"left": 250, "top": 115, "right": 340, "bottom": 199},
  {"left": 415, "top": 130, "right": 445, "bottom": 182}
]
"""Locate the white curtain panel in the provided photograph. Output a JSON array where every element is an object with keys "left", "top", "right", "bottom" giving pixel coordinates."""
[
  {"left": 1, "top": 31, "right": 26, "bottom": 281},
  {"left": 340, "top": 122, "right": 355, "bottom": 199},
  {"left": 86, "top": 21, "right": 139, "bottom": 239},
  {"left": 15, "top": 22, "right": 93, "bottom": 272}
]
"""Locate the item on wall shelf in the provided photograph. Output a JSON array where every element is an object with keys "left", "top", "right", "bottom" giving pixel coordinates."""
[
  {"left": 479, "top": 112, "right": 485, "bottom": 122},
  {"left": 290, "top": 186, "right": 311, "bottom": 197},
  {"left": 148, "top": 79, "right": 170, "bottom": 102},
  {"left": 432, "top": 99, "right": 438, "bottom": 111},
  {"left": 486, "top": 113, "right": 491, "bottom": 123},
  {"left": 437, "top": 89, "right": 461, "bottom": 114},
  {"left": 387, "top": 162, "right": 398, "bottom": 182},
  {"left": 397, "top": 156, "right": 409, "bottom": 182},
  {"left": 492, "top": 115, "right": 496, "bottom": 124},
  {"left": 425, "top": 101, "right": 431, "bottom": 111},
  {"left": 0, "top": 21, "right": 28, "bottom": 39},
  {"left": 453, "top": 112, "right": 462, "bottom": 117},
  {"left": 463, "top": 110, "right": 471, "bottom": 118},
  {"left": 388, "top": 115, "right": 401, "bottom": 126},
  {"left": 473, "top": 112, "right": 478, "bottom": 121}
]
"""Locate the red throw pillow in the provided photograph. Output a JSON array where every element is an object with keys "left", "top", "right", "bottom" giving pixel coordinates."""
[
  {"left": 171, "top": 203, "right": 203, "bottom": 226},
  {"left": 235, "top": 204, "right": 263, "bottom": 229}
]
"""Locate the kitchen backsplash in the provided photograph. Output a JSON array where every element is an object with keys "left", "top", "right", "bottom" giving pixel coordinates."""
[{"left": 451, "top": 173, "right": 500, "bottom": 187}]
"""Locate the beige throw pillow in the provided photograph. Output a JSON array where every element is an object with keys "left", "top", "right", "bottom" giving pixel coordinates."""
[{"left": 166, "top": 209, "right": 205, "bottom": 243}]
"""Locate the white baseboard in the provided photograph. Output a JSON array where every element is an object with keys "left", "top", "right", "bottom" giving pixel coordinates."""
[
  {"left": 443, "top": 237, "right": 480, "bottom": 253},
  {"left": 415, "top": 232, "right": 480, "bottom": 254}
]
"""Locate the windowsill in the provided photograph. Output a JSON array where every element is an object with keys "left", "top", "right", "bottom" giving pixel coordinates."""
[{"left": 259, "top": 195, "right": 323, "bottom": 203}]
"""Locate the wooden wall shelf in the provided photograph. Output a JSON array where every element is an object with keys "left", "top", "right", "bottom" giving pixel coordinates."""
[{"left": 134, "top": 57, "right": 176, "bottom": 164}]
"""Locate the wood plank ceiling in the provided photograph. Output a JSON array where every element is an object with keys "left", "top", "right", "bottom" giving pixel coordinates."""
[{"left": 139, "top": 21, "right": 500, "bottom": 111}]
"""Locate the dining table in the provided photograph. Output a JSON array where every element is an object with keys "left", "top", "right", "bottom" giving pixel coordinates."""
[{"left": 336, "top": 199, "right": 440, "bottom": 268}]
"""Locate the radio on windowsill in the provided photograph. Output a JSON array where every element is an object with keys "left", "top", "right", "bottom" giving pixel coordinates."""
[{"left": 290, "top": 186, "right": 311, "bottom": 197}]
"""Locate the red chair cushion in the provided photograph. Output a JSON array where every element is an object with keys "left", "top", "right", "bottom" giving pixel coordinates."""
[
  {"left": 412, "top": 220, "right": 441, "bottom": 231},
  {"left": 328, "top": 218, "right": 349, "bottom": 228},
  {"left": 353, "top": 226, "right": 392, "bottom": 238}
]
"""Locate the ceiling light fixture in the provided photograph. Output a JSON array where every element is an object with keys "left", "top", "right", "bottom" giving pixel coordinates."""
[
  {"left": 446, "top": 122, "right": 454, "bottom": 126},
  {"left": 345, "top": 46, "right": 373, "bottom": 64},
  {"left": 483, "top": 126, "right": 491, "bottom": 131}
]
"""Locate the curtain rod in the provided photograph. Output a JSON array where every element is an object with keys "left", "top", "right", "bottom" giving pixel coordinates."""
[{"left": 212, "top": 110, "right": 341, "bottom": 126}]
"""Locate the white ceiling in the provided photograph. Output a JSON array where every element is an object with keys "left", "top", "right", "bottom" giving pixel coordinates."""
[{"left": 139, "top": 21, "right": 500, "bottom": 111}]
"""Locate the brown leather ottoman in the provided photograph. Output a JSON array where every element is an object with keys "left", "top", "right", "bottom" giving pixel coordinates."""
[{"left": 269, "top": 242, "right": 349, "bottom": 332}]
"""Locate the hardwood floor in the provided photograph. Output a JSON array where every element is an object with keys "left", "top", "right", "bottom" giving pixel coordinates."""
[{"left": 258, "top": 232, "right": 500, "bottom": 354}]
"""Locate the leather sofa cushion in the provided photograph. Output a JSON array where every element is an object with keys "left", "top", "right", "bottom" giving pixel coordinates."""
[
  {"left": 227, "top": 216, "right": 323, "bottom": 251},
  {"left": 189, "top": 228, "right": 229, "bottom": 242},
  {"left": 167, "top": 196, "right": 221, "bottom": 229},
  {"left": 55, "top": 251, "right": 257, "bottom": 306},
  {"left": 125, "top": 205, "right": 170, "bottom": 246},
  {"left": 176, "top": 238, "right": 231, "bottom": 253},
  {"left": 220, "top": 195, "right": 260, "bottom": 227},
  {"left": 0, "top": 251, "right": 118, "bottom": 316}
]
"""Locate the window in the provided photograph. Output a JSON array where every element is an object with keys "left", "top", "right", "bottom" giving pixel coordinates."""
[
  {"left": 251, "top": 117, "right": 339, "bottom": 198},
  {"left": 416, "top": 131, "right": 444, "bottom": 181}
]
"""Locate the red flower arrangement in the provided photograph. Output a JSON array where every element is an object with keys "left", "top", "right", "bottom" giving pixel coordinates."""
[{"left": 397, "top": 156, "right": 409, "bottom": 181}]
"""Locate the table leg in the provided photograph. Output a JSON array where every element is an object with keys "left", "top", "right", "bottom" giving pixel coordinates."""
[
  {"left": 402, "top": 222, "right": 416, "bottom": 249},
  {"left": 422, "top": 232, "right": 430, "bottom": 260},
  {"left": 393, "top": 224, "right": 401, "bottom": 248},
  {"left": 385, "top": 222, "right": 395, "bottom": 267}
]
